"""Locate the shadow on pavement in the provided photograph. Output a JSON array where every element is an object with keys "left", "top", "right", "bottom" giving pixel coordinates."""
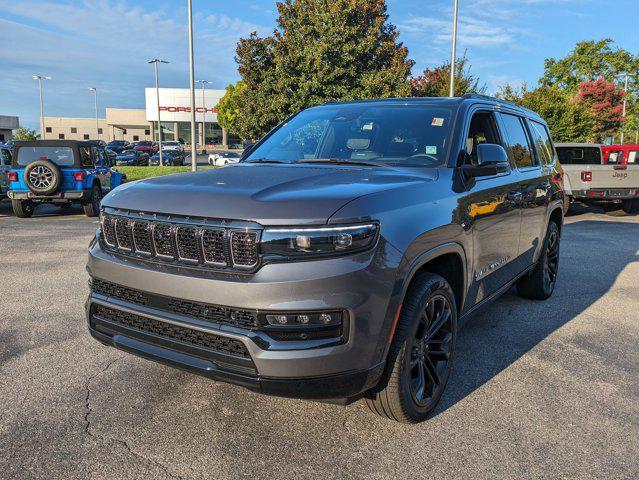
[{"left": 436, "top": 216, "right": 639, "bottom": 415}]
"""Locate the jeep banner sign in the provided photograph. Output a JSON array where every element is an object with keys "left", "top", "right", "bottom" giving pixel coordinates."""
[{"left": 145, "top": 87, "right": 225, "bottom": 123}]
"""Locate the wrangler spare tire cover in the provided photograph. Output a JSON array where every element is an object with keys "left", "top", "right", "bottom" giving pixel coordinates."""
[{"left": 23, "top": 159, "right": 61, "bottom": 196}]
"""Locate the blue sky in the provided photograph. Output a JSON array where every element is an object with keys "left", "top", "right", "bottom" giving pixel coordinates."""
[{"left": 1, "top": 0, "right": 637, "bottom": 129}]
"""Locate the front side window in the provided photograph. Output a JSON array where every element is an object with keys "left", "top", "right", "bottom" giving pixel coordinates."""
[
  {"left": 465, "top": 111, "right": 501, "bottom": 165},
  {"left": 607, "top": 151, "right": 622, "bottom": 164},
  {"left": 529, "top": 120, "right": 555, "bottom": 165},
  {"left": 628, "top": 151, "right": 638, "bottom": 164},
  {"left": 245, "top": 104, "right": 454, "bottom": 167},
  {"left": 500, "top": 113, "right": 535, "bottom": 168},
  {"left": 16, "top": 146, "right": 74, "bottom": 166}
]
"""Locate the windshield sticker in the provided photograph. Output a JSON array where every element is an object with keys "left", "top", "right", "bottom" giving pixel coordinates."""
[
  {"left": 431, "top": 117, "right": 445, "bottom": 127},
  {"left": 425, "top": 146, "right": 437, "bottom": 155}
]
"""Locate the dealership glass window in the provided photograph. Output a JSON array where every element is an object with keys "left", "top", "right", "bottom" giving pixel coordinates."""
[
  {"left": 133, "top": 135, "right": 139, "bottom": 141},
  {"left": 98, "top": 128, "right": 103, "bottom": 134},
  {"left": 144, "top": 129, "right": 150, "bottom": 135},
  {"left": 58, "top": 133, "right": 65, "bottom": 139},
  {"left": 71, "top": 127, "right": 77, "bottom": 133},
  {"left": 46, "top": 127, "right": 52, "bottom": 133},
  {"left": 205, "top": 122, "right": 222, "bottom": 144},
  {"left": 156, "top": 122, "right": 175, "bottom": 141},
  {"left": 177, "top": 122, "right": 192, "bottom": 144},
  {"left": 83, "top": 134, "right": 90, "bottom": 140}
]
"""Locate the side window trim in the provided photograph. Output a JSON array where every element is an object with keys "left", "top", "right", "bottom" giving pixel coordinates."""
[{"left": 463, "top": 107, "right": 512, "bottom": 180}]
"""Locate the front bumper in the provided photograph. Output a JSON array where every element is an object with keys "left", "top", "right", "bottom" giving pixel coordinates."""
[
  {"left": 86, "top": 236, "right": 403, "bottom": 399},
  {"left": 8, "top": 190, "right": 89, "bottom": 201}
]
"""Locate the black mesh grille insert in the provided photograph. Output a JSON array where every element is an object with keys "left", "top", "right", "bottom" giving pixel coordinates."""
[
  {"left": 202, "top": 229, "right": 226, "bottom": 265},
  {"left": 176, "top": 226, "right": 200, "bottom": 261},
  {"left": 93, "top": 304, "right": 250, "bottom": 357},
  {"left": 153, "top": 223, "right": 175, "bottom": 257},
  {"left": 90, "top": 279, "right": 259, "bottom": 329},
  {"left": 102, "top": 215, "right": 117, "bottom": 246},
  {"left": 132, "top": 221, "right": 153, "bottom": 254},
  {"left": 231, "top": 231, "right": 259, "bottom": 267},
  {"left": 115, "top": 217, "right": 133, "bottom": 250},
  {"left": 91, "top": 278, "right": 150, "bottom": 305}
]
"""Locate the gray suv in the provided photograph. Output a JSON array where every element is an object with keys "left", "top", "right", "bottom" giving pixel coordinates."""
[{"left": 86, "top": 95, "right": 565, "bottom": 423}]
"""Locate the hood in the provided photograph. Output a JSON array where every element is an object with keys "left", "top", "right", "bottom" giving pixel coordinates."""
[{"left": 103, "top": 163, "right": 436, "bottom": 225}]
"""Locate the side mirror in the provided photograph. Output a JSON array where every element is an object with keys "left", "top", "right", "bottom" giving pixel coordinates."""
[{"left": 462, "top": 144, "right": 510, "bottom": 177}]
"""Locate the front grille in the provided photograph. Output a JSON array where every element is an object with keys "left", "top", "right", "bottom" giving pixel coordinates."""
[
  {"left": 101, "top": 212, "right": 260, "bottom": 271},
  {"left": 93, "top": 304, "right": 250, "bottom": 357},
  {"left": 90, "top": 278, "right": 259, "bottom": 329}
]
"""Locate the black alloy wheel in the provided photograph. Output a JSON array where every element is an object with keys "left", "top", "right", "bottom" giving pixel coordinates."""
[
  {"left": 407, "top": 294, "right": 454, "bottom": 409},
  {"left": 517, "top": 220, "right": 561, "bottom": 300},
  {"left": 543, "top": 226, "right": 560, "bottom": 292}
]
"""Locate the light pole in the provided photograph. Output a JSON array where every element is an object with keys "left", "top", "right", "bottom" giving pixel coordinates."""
[
  {"left": 196, "top": 79, "right": 210, "bottom": 154},
  {"left": 149, "top": 59, "right": 169, "bottom": 166},
  {"left": 33, "top": 75, "right": 51, "bottom": 139},
  {"left": 187, "top": 0, "right": 197, "bottom": 172},
  {"left": 88, "top": 87, "right": 99, "bottom": 140},
  {"left": 617, "top": 72, "right": 635, "bottom": 144},
  {"left": 448, "top": 0, "right": 459, "bottom": 98}
]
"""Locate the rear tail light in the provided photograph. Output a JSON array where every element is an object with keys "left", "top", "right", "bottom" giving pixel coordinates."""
[
  {"left": 7, "top": 171, "right": 18, "bottom": 182},
  {"left": 581, "top": 171, "right": 592, "bottom": 182},
  {"left": 587, "top": 191, "right": 604, "bottom": 197},
  {"left": 73, "top": 172, "right": 84, "bottom": 182}
]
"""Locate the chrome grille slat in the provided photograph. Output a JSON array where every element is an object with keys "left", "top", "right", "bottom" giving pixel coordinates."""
[
  {"left": 114, "top": 217, "right": 133, "bottom": 251},
  {"left": 100, "top": 212, "right": 260, "bottom": 272}
]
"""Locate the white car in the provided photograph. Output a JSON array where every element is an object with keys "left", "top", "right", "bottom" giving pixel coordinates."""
[
  {"left": 208, "top": 151, "right": 241, "bottom": 166},
  {"left": 162, "top": 141, "right": 184, "bottom": 152}
]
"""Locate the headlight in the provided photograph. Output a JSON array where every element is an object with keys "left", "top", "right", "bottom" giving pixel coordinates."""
[{"left": 261, "top": 222, "right": 379, "bottom": 259}]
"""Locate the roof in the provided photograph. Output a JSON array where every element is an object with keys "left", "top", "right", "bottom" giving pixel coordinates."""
[{"left": 320, "top": 93, "right": 541, "bottom": 119}]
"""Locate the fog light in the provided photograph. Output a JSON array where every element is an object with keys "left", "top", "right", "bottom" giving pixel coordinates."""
[
  {"left": 335, "top": 233, "right": 353, "bottom": 248},
  {"left": 266, "top": 314, "right": 289, "bottom": 325},
  {"left": 297, "top": 314, "right": 310, "bottom": 324},
  {"left": 319, "top": 313, "right": 332, "bottom": 324}
]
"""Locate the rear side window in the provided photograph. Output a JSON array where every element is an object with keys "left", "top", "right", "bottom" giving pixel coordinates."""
[
  {"left": 0, "top": 148, "right": 11, "bottom": 166},
  {"left": 556, "top": 147, "right": 602, "bottom": 165},
  {"left": 499, "top": 113, "right": 535, "bottom": 168},
  {"left": 607, "top": 151, "right": 623, "bottom": 164},
  {"left": 628, "top": 151, "right": 638, "bottom": 164},
  {"left": 529, "top": 121, "right": 555, "bottom": 165},
  {"left": 16, "top": 146, "right": 74, "bottom": 166}
]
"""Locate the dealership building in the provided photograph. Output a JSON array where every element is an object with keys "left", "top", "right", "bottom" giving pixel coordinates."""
[
  {"left": 42, "top": 87, "right": 240, "bottom": 147},
  {"left": 0, "top": 115, "right": 19, "bottom": 142}
]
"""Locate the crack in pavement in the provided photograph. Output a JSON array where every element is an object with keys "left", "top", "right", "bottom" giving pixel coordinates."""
[{"left": 83, "top": 356, "right": 186, "bottom": 480}]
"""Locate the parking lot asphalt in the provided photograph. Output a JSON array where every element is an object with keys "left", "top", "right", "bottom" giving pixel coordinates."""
[{"left": 0, "top": 201, "right": 637, "bottom": 479}]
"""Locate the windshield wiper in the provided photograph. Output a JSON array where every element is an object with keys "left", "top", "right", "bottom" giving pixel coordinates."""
[
  {"left": 297, "top": 158, "right": 387, "bottom": 167},
  {"left": 244, "top": 158, "right": 291, "bottom": 164}
]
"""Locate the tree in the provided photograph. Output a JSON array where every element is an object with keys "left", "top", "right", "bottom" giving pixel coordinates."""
[
  {"left": 230, "top": 0, "right": 414, "bottom": 140},
  {"left": 12, "top": 127, "right": 39, "bottom": 141},
  {"left": 216, "top": 82, "right": 246, "bottom": 136},
  {"left": 410, "top": 52, "right": 486, "bottom": 97},
  {"left": 497, "top": 83, "right": 594, "bottom": 142},
  {"left": 576, "top": 77, "right": 626, "bottom": 141}
]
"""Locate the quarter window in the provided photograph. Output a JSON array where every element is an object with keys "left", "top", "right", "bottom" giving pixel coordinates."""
[
  {"left": 529, "top": 121, "right": 555, "bottom": 165},
  {"left": 500, "top": 114, "right": 535, "bottom": 168}
]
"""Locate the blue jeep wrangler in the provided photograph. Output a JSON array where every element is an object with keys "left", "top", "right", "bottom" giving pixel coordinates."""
[{"left": 7, "top": 140, "right": 125, "bottom": 218}]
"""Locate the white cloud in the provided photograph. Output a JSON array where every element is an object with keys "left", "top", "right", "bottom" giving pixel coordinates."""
[{"left": 0, "top": 0, "right": 270, "bottom": 127}]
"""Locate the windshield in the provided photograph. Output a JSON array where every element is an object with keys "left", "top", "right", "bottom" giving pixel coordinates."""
[
  {"left": 120, "top": 150, "right": 136, "bottom": 155},
  {"left": 16, "top": 146, "right": 75, "bottom": 166},
  {"left": 244, "top": 104, "right": 453, "bottom": 167},
  {"left": 556, "top": 147, "right": 602, "bottom": 165}
]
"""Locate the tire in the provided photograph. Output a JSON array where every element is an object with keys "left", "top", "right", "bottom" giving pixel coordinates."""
[
  {"left": 23, "top": 159, "right": 61, "bottom": 196},
  {"left": 12, "top": 199, "right": 35, "bottom": 218},
  {"left": 365, "top": 273, "right": 457, "bottom": 423},
  {"left": 621, "top": 199, "right": 638, "bottom": 214},
  {"left": 602, "top": 203, "right": 620, "bottom": 213},
  {"left": 59, "top": 203, "right": 72, "bottom": 211},
  {"left": 517, "top": 220, "right": 561, "bottom": 300},
  {"left": 83, "top": 184, "right": 102, "bottom": 217}
]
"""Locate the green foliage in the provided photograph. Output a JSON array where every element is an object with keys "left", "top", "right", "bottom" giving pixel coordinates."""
[
  {"left": 216, "top": 82, "right": 246, "bottom": 136},
  {"left": 230, "top": 0, "right": 414, "bottom": 140},
  {"left": 117, "top": 166, "right": 215, "bottom": 183},
  {"left": 13, "top": 127, "right": 39, "bottom": 141},
  {"left": 410, "top": 52, "right": 486, "bottom": 97}
]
